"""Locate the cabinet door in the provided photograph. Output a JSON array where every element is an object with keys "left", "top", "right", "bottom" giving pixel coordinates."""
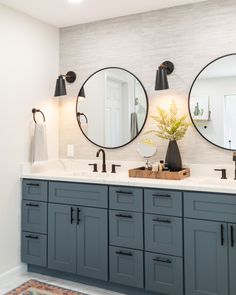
[
  {"left": 109, "top": 210, "right": 143, "bottom": 249},
  {"left": 145, "top": 214, "right": 182, "bottom": 256},
  {"left": 48, "top": 204, "right": 77, "bottom": 273},
  {"left": 22, "top": 232, "right": 47, "bottom": 267},
  {"left": 145, "top": 252, "right": 183, "bottom": 295},
  {"left": 229, "top": 223, "right": 236, "bottom": 295},
  {"left": 23, "top": 179, "right": 48, "bottom": 202},
  {"left": 185, "top": 219, "right": 228, "bottom": 295},
  {"left": 109, "top": 246, "right": 144, "bottom": 288},
  {"left": 22, "top": 200, "right": 47, "bottom": 234},
  {"left": 77, "top": 207, "right": 108, "bottom": 281}
]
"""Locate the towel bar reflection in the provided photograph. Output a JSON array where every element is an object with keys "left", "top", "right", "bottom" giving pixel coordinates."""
[
  {"left": 32, "top": 108, "right": 46, "bottom": 124},
  {"left": 77, "top": 112, "right": 88, "bottom": 124}
]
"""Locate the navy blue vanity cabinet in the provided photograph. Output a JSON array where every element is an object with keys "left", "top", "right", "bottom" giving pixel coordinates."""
[
  {"left": 22, "top": 200, "right": 47, "bottom": 234},
  {"left": 109, "top": 186, "right": 144, "bottom": 288},
  {"left": 184, "top": 192, "right": 236, "bottom": 295},
  {"left": 21, "top": 179, "right": 48, "bottom": 267},
  {"left": 109, "top": 186, "right": 143, "bottom": 212},
  {"left": 22, "top": 232, "right": 47, "bottom": 267},
  {"left": 48, "top": 203, "right": 77, "bottom": 273},
  {"left": 145, "top": 252, "right": 183, "bottom": 295},
  {"left": 49, "top": 181, "right": 108, "bottom": 208},
  {"left": 22, "top": 179, "right": 188, "bottom": 295},
  {"left": 109, "top": 246, "right": 144, "bottom": 289},
  {"left": 109, "top": 210, "right": 143, "bottom": 250},
  {"left": 23, "top": 179, "right": 48, "bottom": 202},
  {"left": 144, "top": 189, "right": 182, "bottom": 217},
  {"left": 76, "top": 206, "right": 108, "bottom": 280},
  {"left": 48, "top": 183, "right": 108, "bottom": 281},
  {"left": 184, "top": 219, "right": 228, "bottom": 295},
  {"left": 228, "top": 223, "right": 236, "bottom": 295},
  {"left": 144, "top": 188, "right": 183, "bottom": 295}
]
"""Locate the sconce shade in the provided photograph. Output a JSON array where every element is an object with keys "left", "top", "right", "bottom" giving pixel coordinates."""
[
  {"left": 54, "top": 76, "right": 66, "bottom": 97},
  {"left": 155, "top": 67, "right": 169, "bottom": 90},
  {"left": 78, "top": 86, "right": 86, "bottom": 100},
  {"left": 155, "top": 61, "right": 174, "bottom": 91}
]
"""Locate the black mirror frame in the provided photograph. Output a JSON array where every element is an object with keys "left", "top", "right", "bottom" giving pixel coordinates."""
[
  {"left": 76, "top": 67, "right": 149, "bottom": 150},
  {"left": 188, "top": 53, "right": 236, "bottom": 152}
]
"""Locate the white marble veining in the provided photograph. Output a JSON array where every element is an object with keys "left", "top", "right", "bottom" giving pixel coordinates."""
[{"left": 22, "top": 160, "right": 236, "bottom": 195}]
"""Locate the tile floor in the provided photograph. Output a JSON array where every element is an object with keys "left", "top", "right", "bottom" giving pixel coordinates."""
[{"left": 0, "top": 267, "right": 123, "bottom": 295}]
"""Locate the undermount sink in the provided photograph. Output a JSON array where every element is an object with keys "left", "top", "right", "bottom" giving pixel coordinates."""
[{"left": 64, "top": 170, "right": 125, "bottom": 179}]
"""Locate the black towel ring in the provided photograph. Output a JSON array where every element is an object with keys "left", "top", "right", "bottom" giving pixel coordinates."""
[
  {"left": 77, "top": 112, "right": 88, "bottom": 124},
  {"left": 32, "top": 108, "right": 46, "bottom": 124}
]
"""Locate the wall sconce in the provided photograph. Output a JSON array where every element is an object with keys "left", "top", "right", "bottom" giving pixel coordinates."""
[
  {"left": 155, "top": 61, "right": 174, "bottom": 91},
  {"left": 54, "top": 71, "right": 77, "bottom": 97},
  {"left": 78, "top": 86, "right": 86, "bottom": 100}
]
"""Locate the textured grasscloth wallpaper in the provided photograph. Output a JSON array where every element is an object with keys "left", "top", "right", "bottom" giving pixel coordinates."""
[{"left": 59, "top": 0, "right": 236, "bottom": 164}]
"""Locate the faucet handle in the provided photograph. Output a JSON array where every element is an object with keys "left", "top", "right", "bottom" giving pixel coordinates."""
[
  {"left": 111, "top": 164, "right": 121, "bottom": 174},
  {"left": 88, "top": 163, "right": 98, "bottom": 172},
  {"left": 214, "top": 169, "right": 227, "bottom": 179}
]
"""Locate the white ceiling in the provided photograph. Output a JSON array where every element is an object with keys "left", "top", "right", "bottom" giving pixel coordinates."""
[{"left": 0, "top": 0, "right": 207, "bottom": 28}]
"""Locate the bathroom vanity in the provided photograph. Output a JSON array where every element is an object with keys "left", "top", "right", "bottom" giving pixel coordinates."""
[
  {"left": 21, "top": 54, "right": 236, "bottom": 295},
  {"left": 21, "top": 173, "right": 236, "bottom": 295}
]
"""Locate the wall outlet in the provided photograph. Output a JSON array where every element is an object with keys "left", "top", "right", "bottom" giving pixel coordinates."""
[{"left": 67, "top": 144, "right": 74, "bottom": 158}]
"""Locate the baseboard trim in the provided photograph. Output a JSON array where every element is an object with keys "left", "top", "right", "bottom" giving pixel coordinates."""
[{"left": 0, "top": 264, "right": 27, "bottom": 280}]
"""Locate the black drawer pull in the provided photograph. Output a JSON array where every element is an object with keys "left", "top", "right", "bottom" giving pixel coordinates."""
[
  {"left": 221, "top": 224, "right": 224, "bottom": 246},
  {"left": 77, "top": 208, "right": 81, "bottom": 225},
  {"left": 116, "top": 191, "right": 133, "bottom": 195},
  {"left": 116, "top": 251, "right": 133, "bottom": 256},
  {"left": 25, "top": 235, "right": 39, "bottom": 240},
  {"left": 115, "top": 214, "right": 133, "bottom": 219},
  {"left": 231, "top": 225, "right": 234, "bottom": 247},
  {"left": 26, "top": 203, "right": 39, "bottom": 207},
  {"left": 152, "top": 218, "right": 171, "bottom": 223},
  {"left": 152, "top": 194, "right": 171, "bottom": 198},
  {"left": 153, "top": 257, "right": 172, "bottom": 264},
  {"left": 26, "top": 183, "right": 40, "bottom": 187},
  {"left": 70, "top": 207, "right": 75, "bottom": 224}
]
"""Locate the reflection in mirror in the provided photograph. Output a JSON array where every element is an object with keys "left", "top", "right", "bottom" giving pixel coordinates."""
[
  {"left": 137, "top": 139, "right": 157, "bottom": 169},
  {"left": 189, "top": 54, "right": 236, "bottom": 150},
  {"left": 76, "top": 68, "right": 148, "bottom": 149}
]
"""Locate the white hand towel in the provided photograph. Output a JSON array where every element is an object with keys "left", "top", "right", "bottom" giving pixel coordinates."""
[{"left": 32, "top": 123, "right": 48, "bottom": 165}]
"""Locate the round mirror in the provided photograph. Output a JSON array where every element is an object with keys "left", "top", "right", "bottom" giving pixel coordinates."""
[
  {"left": 76, "top": 67, "right": 148, "bottom": 149},
  {"left": 189, "top": 54, "right": 236, "bottom": 151},
  {"left": 137, "top": 140, "right": 157, "bottom": 159},
  {"left": 137, "top": 139, "right": 157, "bottom": 169}
]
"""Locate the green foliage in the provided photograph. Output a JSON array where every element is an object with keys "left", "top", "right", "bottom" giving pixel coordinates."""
[{"left": 146, "top": 101, "right": 190, "bottom": 141}]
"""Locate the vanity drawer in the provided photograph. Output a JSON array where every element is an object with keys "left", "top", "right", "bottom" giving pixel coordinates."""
[
  {"left": 23, "top": 179, "right": 48, "bottom": 202},
  {"left": 184, "top": 192, "right": 236, "bottom": 222},
  {"left": 109, "top": 210, "right": 143, "bottom": 250},
  {"left": 49, "top": 182, "right": 108, "bottom": 208},
  {"left": 109, "top": 246, "right": 144, "bottom": 289},
  {"left": 22, "top": 232, "right": 47, "bottom": 267},
  {"left": 145, "top": 214, "right": 182, "bottom": 256},
  {"left": 144, "top": 189, "right": 182, "bottom": 216},
  {"left": 145, "top": 252, "right": 183, "bottom": 295},
  {"left": 22, "top": 200, "right": 47, "bottom": 234},
  {"left": 109, "top": 186, "right": 143, "bottom": 212}
]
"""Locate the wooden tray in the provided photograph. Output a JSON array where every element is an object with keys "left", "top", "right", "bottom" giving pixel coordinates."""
[{"left": 129, "top": 167, "right": 190, "bottom": 180}]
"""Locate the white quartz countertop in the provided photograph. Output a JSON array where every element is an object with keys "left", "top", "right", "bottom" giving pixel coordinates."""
[{"left": 21, "top": 160, "right": 236, "bottom": 195}]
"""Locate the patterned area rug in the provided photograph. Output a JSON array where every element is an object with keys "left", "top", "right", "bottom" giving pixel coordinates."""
[{"left": 6, "top": 279, "right": 88, "bottom": 295}]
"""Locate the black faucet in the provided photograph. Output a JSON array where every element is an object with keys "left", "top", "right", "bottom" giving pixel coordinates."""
[
  {"left": 214, "top": 169, "right": 227, "bottom": 179},
  {"left": 233, "top": 152, "right": 236, "bottom": 180},
  {"left": 96, "top": 149, "right": 106, "bottom": 173}
]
